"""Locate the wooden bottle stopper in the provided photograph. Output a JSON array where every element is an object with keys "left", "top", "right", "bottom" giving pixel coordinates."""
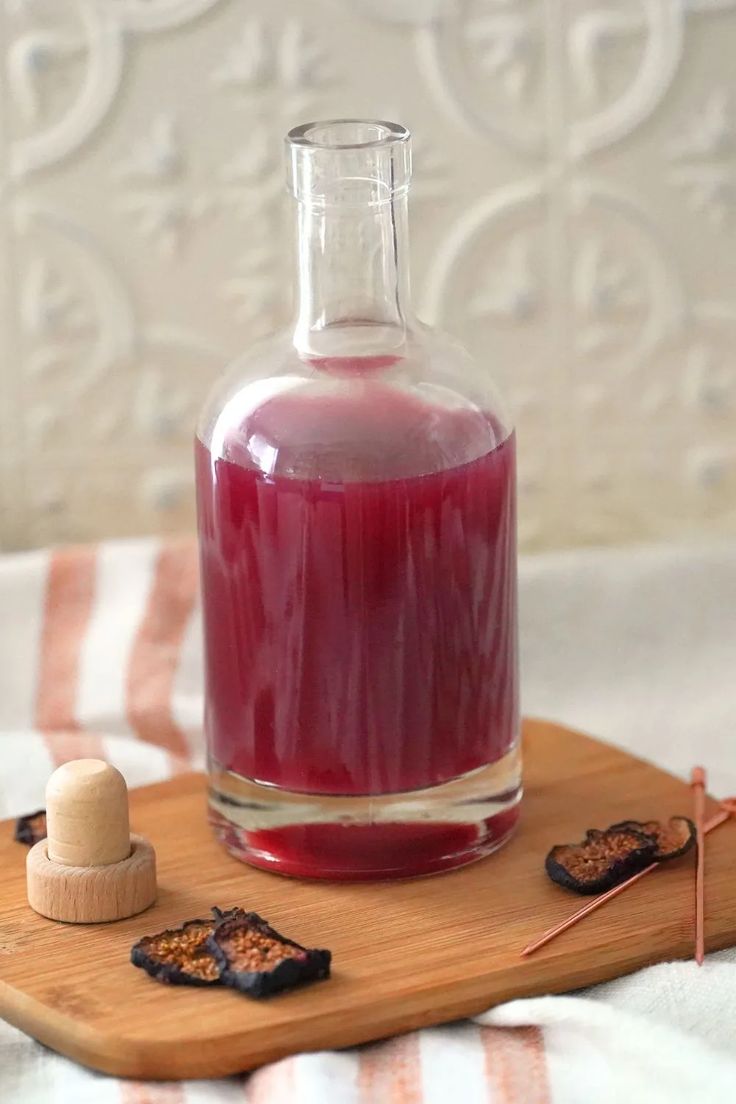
[{"left": 26, "top": 759, "right": 156, "bottom": 924}]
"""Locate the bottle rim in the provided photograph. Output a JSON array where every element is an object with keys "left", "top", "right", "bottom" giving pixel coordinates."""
[{"left": 286, "top": 119, "right": 410, "bottom": 151}]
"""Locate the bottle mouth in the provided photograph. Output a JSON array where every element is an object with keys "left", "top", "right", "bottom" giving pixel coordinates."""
[
  {"left": 287, "top": 119, "right": 410, "bottom": 151},
  {"left": 286, "top": 118, "right": 412, "bottom": 206}
]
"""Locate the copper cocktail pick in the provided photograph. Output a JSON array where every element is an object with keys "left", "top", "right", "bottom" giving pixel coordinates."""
[
  {"left": 521, "top": 797, "right": 736, "bottom": 958},
  {"left": 691, "top": 766, "right": 707, "bottom": 966}
]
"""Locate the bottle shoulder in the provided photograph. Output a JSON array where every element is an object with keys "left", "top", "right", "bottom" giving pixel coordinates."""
[{"left": 197, "top": 327, "right": 513, "bottom": 481}]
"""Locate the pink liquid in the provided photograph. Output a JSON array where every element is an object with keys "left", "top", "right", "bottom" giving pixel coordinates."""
[{"left": 196, "top": 393, "right": 518, "bottom": 804}]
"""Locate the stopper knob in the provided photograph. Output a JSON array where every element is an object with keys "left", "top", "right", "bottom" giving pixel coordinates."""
[{"left": 46, "top": 759, "right": 131, "bottom": 868}]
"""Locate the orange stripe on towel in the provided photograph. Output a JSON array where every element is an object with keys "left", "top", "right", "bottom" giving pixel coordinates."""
[
  {"left": 246, "top": 1059, "right": 296, "bottom": 1102},
  {"left": 120, "top": 1083, "right": 185, "bottom": 1104},
  {"left": 126, "top": 540, "right": 198, "bottom": 771},
  {"left": 358, "top": 1033, "right": 423, "bottom": 1104},
  {"left": 35, "top": 546, "right": 106, "bottom": 765},
  {"left": 480, "top": 1025, "right": 550, "bottom": 1104}
]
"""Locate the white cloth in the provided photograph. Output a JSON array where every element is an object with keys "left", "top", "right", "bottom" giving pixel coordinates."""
[
  {"left": 1, "top": 537, "right": 735, "bottom": 1103},
  {"left": 483, "top": 953, "right": 736, "bottom": 1104}
]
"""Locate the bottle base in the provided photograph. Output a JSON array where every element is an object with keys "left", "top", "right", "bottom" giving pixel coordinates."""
[{"left": 208, "top": 745, "right": 521, "bottom": 881}]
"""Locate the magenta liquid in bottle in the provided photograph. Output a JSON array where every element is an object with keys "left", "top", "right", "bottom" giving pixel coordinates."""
[{"left": 196, "top": 122, "right": 520, "bottom": 878}]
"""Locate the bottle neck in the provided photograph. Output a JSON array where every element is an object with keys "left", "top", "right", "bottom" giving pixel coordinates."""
[{"left": 292, "top": 191, "right": 412, "bottom": 360}]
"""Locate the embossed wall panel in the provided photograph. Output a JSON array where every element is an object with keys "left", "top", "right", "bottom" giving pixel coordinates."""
[{"left": 0, "top": 0, "right": 735, "bottom": 551}]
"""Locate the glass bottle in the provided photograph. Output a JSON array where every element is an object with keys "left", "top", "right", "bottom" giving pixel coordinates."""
[{"left": 196, "top": 120, "right": 520, "bottom": 879}]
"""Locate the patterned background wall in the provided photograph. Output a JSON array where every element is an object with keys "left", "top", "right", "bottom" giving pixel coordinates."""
[{"left": 1, "top": 0, "right": 734, "bottom": 552}]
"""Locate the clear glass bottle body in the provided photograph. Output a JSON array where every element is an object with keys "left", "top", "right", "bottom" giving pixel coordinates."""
[{"left": 196, "top": 121, "right": 520, "bottom": 879}]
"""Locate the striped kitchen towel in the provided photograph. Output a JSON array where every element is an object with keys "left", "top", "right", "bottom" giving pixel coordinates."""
[{"left": 2, "top": 537, "right": 736, "bottom": 1104}]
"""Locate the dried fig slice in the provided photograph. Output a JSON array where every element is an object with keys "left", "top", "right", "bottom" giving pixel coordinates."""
[
  {"left": 14, "top": 809, "right": 47, "bottom": 846},
  {"left": 207, "top": 911, "right": 331, "bottom": 998},
  {"left": 609, "top": 816, "right": 696, "bottom": 861},
  {"left": 546, "top": 826, "right": 657, "bottom": 895},
  {"left": 131, "top": 917, "right": 222, "bottom": 986}
]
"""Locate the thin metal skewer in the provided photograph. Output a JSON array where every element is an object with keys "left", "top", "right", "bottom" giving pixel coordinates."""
[
  {"left": 691, "top": 766, "right": 707, "bottom": 966},
  {"left": 521, "top": 799, "right": 735, "bottom": 958}
]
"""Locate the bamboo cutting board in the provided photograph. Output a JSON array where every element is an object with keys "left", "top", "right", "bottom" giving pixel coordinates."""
[{"left": 0, "top": 719, "right": 734, "bottom": 1081}]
